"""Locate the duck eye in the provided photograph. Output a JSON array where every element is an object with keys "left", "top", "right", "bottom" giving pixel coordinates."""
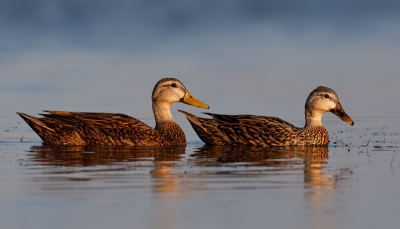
[
  {"left": 171, "top": 83, "right": 177, "bottom": 88},
  {"left": 324, "top": 94, "right": 329, "bottom": 98}
]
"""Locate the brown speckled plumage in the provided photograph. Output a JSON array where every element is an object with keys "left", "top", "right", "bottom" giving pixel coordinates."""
[
  {"left": 17, "top": 78, "right": 209, "bottom": 146},
  {"left": 179, "top": 86, "right": 353, "bottom": 146}
]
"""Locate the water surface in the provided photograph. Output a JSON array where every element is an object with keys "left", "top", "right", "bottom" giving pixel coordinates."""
[{"left": 1, "top": 116, "right": 399, "bottom": 229}]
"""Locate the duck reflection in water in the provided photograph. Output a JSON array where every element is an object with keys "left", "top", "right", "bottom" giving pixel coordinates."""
[
  {"left": 28, "top": 145, "right": 186, "bottom": 167},
  {"left": 28, "top": 145, "right": 188, "bottom": 195},
  {"left": 28, "top": 145, "right": 351, "bottom": 198},
  {"left": 193, "top": 145, "right": 352, "bottom": 210},
  {"left": 191, "top": 145, "right": 351, "bottom": 193}
]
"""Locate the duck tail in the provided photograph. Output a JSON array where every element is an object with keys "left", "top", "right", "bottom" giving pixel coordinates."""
[
  {"left": 16, "top": 112, "right": 55, "bottom": 132},
  {"left": 177, "top": 110, "right": 206, "bottom": 130}
]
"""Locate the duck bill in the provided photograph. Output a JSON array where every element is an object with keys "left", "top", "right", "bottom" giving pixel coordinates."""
[
  {"left": 181, "top": 90, "right": 209, "bottom": 109},
  {"left": 331, "top": 103, "right": 354, "bottom": 126}
]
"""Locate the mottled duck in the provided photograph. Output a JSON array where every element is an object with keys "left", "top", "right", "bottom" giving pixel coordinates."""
[
  {"left": 18, "top": 78, "right": 209, "bottom": 146},
  {"left": 179, "top": 86, "right": 353, "bottom": 146}
]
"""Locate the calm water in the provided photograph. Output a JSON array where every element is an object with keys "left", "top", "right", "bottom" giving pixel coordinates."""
[
  {"left": 1, "top": 116, "right": 399, "bottom": 229},
  {"left": 1, "top": 1, "right": 400, "bottom": 229}
]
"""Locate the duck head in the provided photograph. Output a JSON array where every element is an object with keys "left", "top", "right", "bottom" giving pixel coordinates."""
[
  {"left": 152, "top": 78, "right": 209, "bottom": 109},
  {"left": 305, "top": 86, "right": 354, "bottom": 126}
]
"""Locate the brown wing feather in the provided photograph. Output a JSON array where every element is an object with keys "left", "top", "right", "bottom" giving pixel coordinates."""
[
  {"left": 85, "top": 114, "right": 161, "bottom": 145},
  {"left": 179, "top": 110, "right": 298, "bottom": 146},
  {"left": 19, "top": 111, "right": 164, "bottom": 146},
  {"left": 49, "top": 112, "right": 162, "bottom": 146}
]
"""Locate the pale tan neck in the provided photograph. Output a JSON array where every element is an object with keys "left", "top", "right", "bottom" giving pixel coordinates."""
[
  {"left": 304, "top": 109, "right": 324, "bottom": 128},
  {"left": 152, "top": 99, "right": 186, "bottom": 145},
  {"left": 152, "top": 100, "right": 175, "bottom": 124}
]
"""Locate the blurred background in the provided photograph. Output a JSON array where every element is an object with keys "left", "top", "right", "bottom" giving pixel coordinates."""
[{"left": 0, "top": 0, "right": 400, "bottom": 128}]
